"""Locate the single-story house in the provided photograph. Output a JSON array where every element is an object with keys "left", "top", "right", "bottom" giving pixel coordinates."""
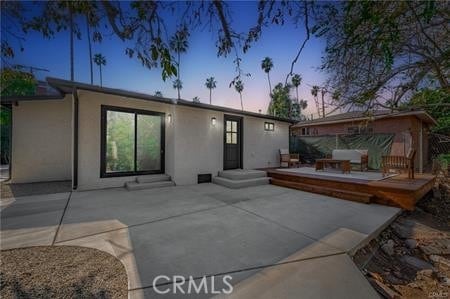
[
  {"left": 2, "top": 77, "right": 292, "bottom": 190},
  {"left": 291, "top": 110, "right": 437, "bottom": 172}
]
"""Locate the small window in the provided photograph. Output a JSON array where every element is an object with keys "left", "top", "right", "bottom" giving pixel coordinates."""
[
  {"left": 301, "top": 127, "right": 310, "bottom": 136},
  {"left": 226, "top": 120, "right": 238, "bottom": 144},
  {"left": 264, "top": 122, "right": 274, "bottom": 131}
]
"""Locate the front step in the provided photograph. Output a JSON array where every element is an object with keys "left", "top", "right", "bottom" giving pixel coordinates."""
[
  {"left": 212, "top": 176, "right": 270, "bottom": 189},
  {"left": 218, "top": 169, "right": 267, "bottom": 180},
  {"left": 125, "top": 180, "right": 175, "bottom": 191},
  {"left": 271, "top": 178, "right": 373, "bottom": 204},
  {"left": 136, "top": 174, "right": 171, "bottom": 184}
]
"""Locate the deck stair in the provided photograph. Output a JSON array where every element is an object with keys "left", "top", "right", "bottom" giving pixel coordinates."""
[
  {"left": 270, "top": 178, "right": 374, "bottom": 204},
  {"left": 125, "top": 174, "right": 175, "bottom": 191},
  {"left": 212, "top": 169, "right": 270, "bottom": 189}
]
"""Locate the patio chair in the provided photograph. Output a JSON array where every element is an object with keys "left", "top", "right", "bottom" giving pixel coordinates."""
[
  {"left": 279, "top": 149, "right": 300, "bottom": 168},
  {"left": 382, "top": 148, "right": 416, "bottom": 179}
]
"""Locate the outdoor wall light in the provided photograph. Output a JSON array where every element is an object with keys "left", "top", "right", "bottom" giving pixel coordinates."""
[
  {"left": 167, "top": 114, "right": 172, "bottom": 124},
  {"left": 211, "top": 117, "right": 217, "bottom": 126}
]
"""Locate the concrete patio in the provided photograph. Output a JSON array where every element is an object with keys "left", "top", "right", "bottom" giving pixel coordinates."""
[{"left": 1, "top": 183, "right": 401, "bottom": 298}]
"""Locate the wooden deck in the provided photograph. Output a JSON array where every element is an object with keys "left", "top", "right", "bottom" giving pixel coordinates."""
[{"left": 264, "top": 168, "right": 436, "bottom": 210}]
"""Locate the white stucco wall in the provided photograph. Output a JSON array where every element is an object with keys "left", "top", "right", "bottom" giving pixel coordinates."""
[
  {"left": 172, "top": 106, "right": 224, "bottom": 185},
  {"left": 172, "top": 105, "right": 290, "bottom": 185},
  {"left": 76, "top": 90, "right": 175, "bottom": 190},
  {"left": 11, "top": 89, "right": 290, "bottom": 188},
  {"left": 243, "top": 116, "right": 290, "bottom": 169},
  {"left": 11, "top": 96, "right": 72, "bottom": 183}
]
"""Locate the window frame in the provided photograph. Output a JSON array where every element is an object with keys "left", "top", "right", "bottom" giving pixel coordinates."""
[
  {"left": 264, "top": 122, "right": 274, "bottom": 131},
  {"left": 100, "top": 105, "right": 165, "bottom": 178}
]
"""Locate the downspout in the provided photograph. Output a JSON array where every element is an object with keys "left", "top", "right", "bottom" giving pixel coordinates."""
[{"left": 72, "top": 88, "right": 79, "bottom": 189}]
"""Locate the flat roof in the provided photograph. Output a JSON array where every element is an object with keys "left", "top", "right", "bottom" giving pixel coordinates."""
[{"left": 23, "top": 77, "right": 292, "bottom": 123}]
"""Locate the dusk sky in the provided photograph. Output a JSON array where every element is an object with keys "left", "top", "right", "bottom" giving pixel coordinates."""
[{"left": 3, "top": 1, "right": 328, "bottom": 117}]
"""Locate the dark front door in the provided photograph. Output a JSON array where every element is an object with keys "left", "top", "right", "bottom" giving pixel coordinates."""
[{"left": 224, "top": 115, "right": 242, "bottom": 170}]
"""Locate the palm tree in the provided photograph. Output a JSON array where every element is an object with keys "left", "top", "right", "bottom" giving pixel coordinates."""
[
  {"left": 205, "top": 77, "right": 217, "bottom": 104},
  {"left": 172, "top": 79, "right": 182, "bottom": 97},
  {"left": 261, "top": 57, "right": 273, "bottom": 97},
  {"left": 291, "top": 74, "right": 302, "bottom": 102},
  {"left": 311, "top": 85, "right": 321, "bottom": 118},
  {"left": 291, "top": 74, "right": 303, "bottom": 117},
  {"left": 86, "top": 14, "right": 93, "bottom": 84},
  {"left": 170, "top": 28, "right": 189, "bottom": 99},
  {"left": 234, "top": 80, "right": 244, "bottom": 110},
  {"left": 154, "top": 91, "right": 163, "bottom": 97},
  {"left": 93, "top": 53, "right": 106, "bottom": 87}
]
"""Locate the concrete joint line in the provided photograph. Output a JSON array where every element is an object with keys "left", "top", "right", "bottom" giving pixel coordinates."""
[
  {"left": 128, "top": 252, "right": 347, "bottom": 292},
  {"left": 54, "top": 203, "right": 228, "bottom": 244},
  {"left": 52, "top": 191, "right": 73, "bottom": 245},
  {"left": 229, "top": 204, "right": 348, "bottom": 254}
]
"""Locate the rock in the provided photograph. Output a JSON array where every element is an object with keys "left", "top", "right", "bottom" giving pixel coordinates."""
[
  {"left": 401, "top": 255, "right": 434, "bottom": 270},
  {"left": 429, "top": 255, "right": 450, "bottom": 267},
  {"left": 392, "top": 218, "right": 447, "bottom": 240},
  {"left": 382, "top": 239, "right": 395, "bottom": 256},
  {"left": 419, "top": 239, "right": 450, "bottom": 255},
  {"left": 367, "top": 271, "right": 384, "bottom": 282},
  {"left": 368, "top": 278, "right": 401, "bottom": 299},
  {"left": 405, "top": 239, "right": 418, "bottom": 249}
]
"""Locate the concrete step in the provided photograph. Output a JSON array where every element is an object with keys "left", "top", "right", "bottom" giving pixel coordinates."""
[
  {"left": 218, "top": 169, "right": 267, "bottom": 180},
  {"left": 212, "top": 176, "right": 270, "bottom": 189},
  {"left": 125, "top": 180, "right": 175, "bottom": 191},
  {"left": 136, "top": 174, "right": 171, "bottom": 184}
]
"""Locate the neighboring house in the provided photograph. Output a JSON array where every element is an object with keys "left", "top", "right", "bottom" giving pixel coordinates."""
[
  {"left": 1, "top": 78, "right": 291, "bottom": 190},
  {"left": 291, "top": 110, "right": 436, "bottom": 172}
]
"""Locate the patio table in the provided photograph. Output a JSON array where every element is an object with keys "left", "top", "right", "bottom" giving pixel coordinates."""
[{"left": 315, "top": 159, "right": 351, "bottom": 174}]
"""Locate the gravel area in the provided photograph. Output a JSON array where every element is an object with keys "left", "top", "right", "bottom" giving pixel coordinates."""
[
  {"left": 0, "top": 246, "right": 127, "bottom": 298},
  {"left": 354, "top": 173, "right": 450, "bottom": 299}
]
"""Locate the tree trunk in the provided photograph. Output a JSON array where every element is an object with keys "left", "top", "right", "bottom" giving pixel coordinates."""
[
  {"left": 70, "top": 10, "right": 74, "bottom": 81},
  {"left": 86, "top": 15, "right": 93, "bottom": 85},
  {"left": 209, "top": 88, "right": 212, "bottom": 104},
  {"left": 321, "top": 90, "right": 325, "bottom": 118},
  {"left": 177, "top": 51, "right": 181, "bottom": 99},
  {"left": 267, "top": 72, "right": 272, "bottom": 97},
  {"left": 240, "top": 93, "right": 243, "bottom": 110},
  {"left": 296, "top": 87, "right": 301, "bottom": 119},
  {"left": 99, "top": 65, "right": 103, "bottom": 87}
]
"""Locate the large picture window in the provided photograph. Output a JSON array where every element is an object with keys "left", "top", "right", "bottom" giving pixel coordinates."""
[{"left": 101, "top": 105, "right": 164, "bottom": 177}]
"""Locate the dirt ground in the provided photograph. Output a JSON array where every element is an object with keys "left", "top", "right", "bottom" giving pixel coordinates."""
[
  {"left": 354, "top": 172, "right": 450, "bottom": 299},
  {"left": 0, "top": 246, "right": 127, "bottom": 299}
]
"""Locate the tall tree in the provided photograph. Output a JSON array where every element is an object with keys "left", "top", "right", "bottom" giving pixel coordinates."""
[
  {"left": 234, "top": 79, "right": 244, "bottom": 111},
  {"left": 205, "top": 77, "right": 217, "bottom": 104},
  {"left": 261, "top": 57, "right": 274, "bottom": 98},
  {"left": 93, "top": 53, "right": 106, "bottom": 87},
  {"left": 268, "top": 83, "right": 292, "bottom": 118},
  {"left": 170, "top": 26, "right": 189, "bottom": 99},
  {"left": 86, "top": 14, "right": 93, "bottom": 84},
  {"left": 311, "top": 85, "right": 321, "bottom": 118},
  {"left": 172, "top": 79, "right": 182, "bottom": 97},
  {"left": 69, "top": 7, "right": 74, "bottom": 81},
  {"left": 291, "top": 74, "right": 304, "bottom": 118}
]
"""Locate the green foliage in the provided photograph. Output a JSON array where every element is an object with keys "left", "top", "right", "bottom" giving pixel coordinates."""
[
  {"left": 261, "top": 57, "right": 273, "bottom": 73},
  {"left": 407, "top": 88, "right": 450, "bottom": 134},
  {"left": 268, "top": 83, "right": 292, "bottom": 118},
  {"left": 0, "top": 68, "right": 36, "bottom": 96},
  {"left": 106, "top": 112, "right": 134, "bottom": 172}
]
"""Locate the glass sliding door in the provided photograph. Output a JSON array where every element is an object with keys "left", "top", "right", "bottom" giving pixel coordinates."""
[
  {"left": 105, "top": 110, "right": 135, "bottom": 173},
  {"left": 101, "top": 105, "right": 165, "bottom": 177},
  {"left": 137, "top": 114, "right": 161, "bottom": 171}
]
